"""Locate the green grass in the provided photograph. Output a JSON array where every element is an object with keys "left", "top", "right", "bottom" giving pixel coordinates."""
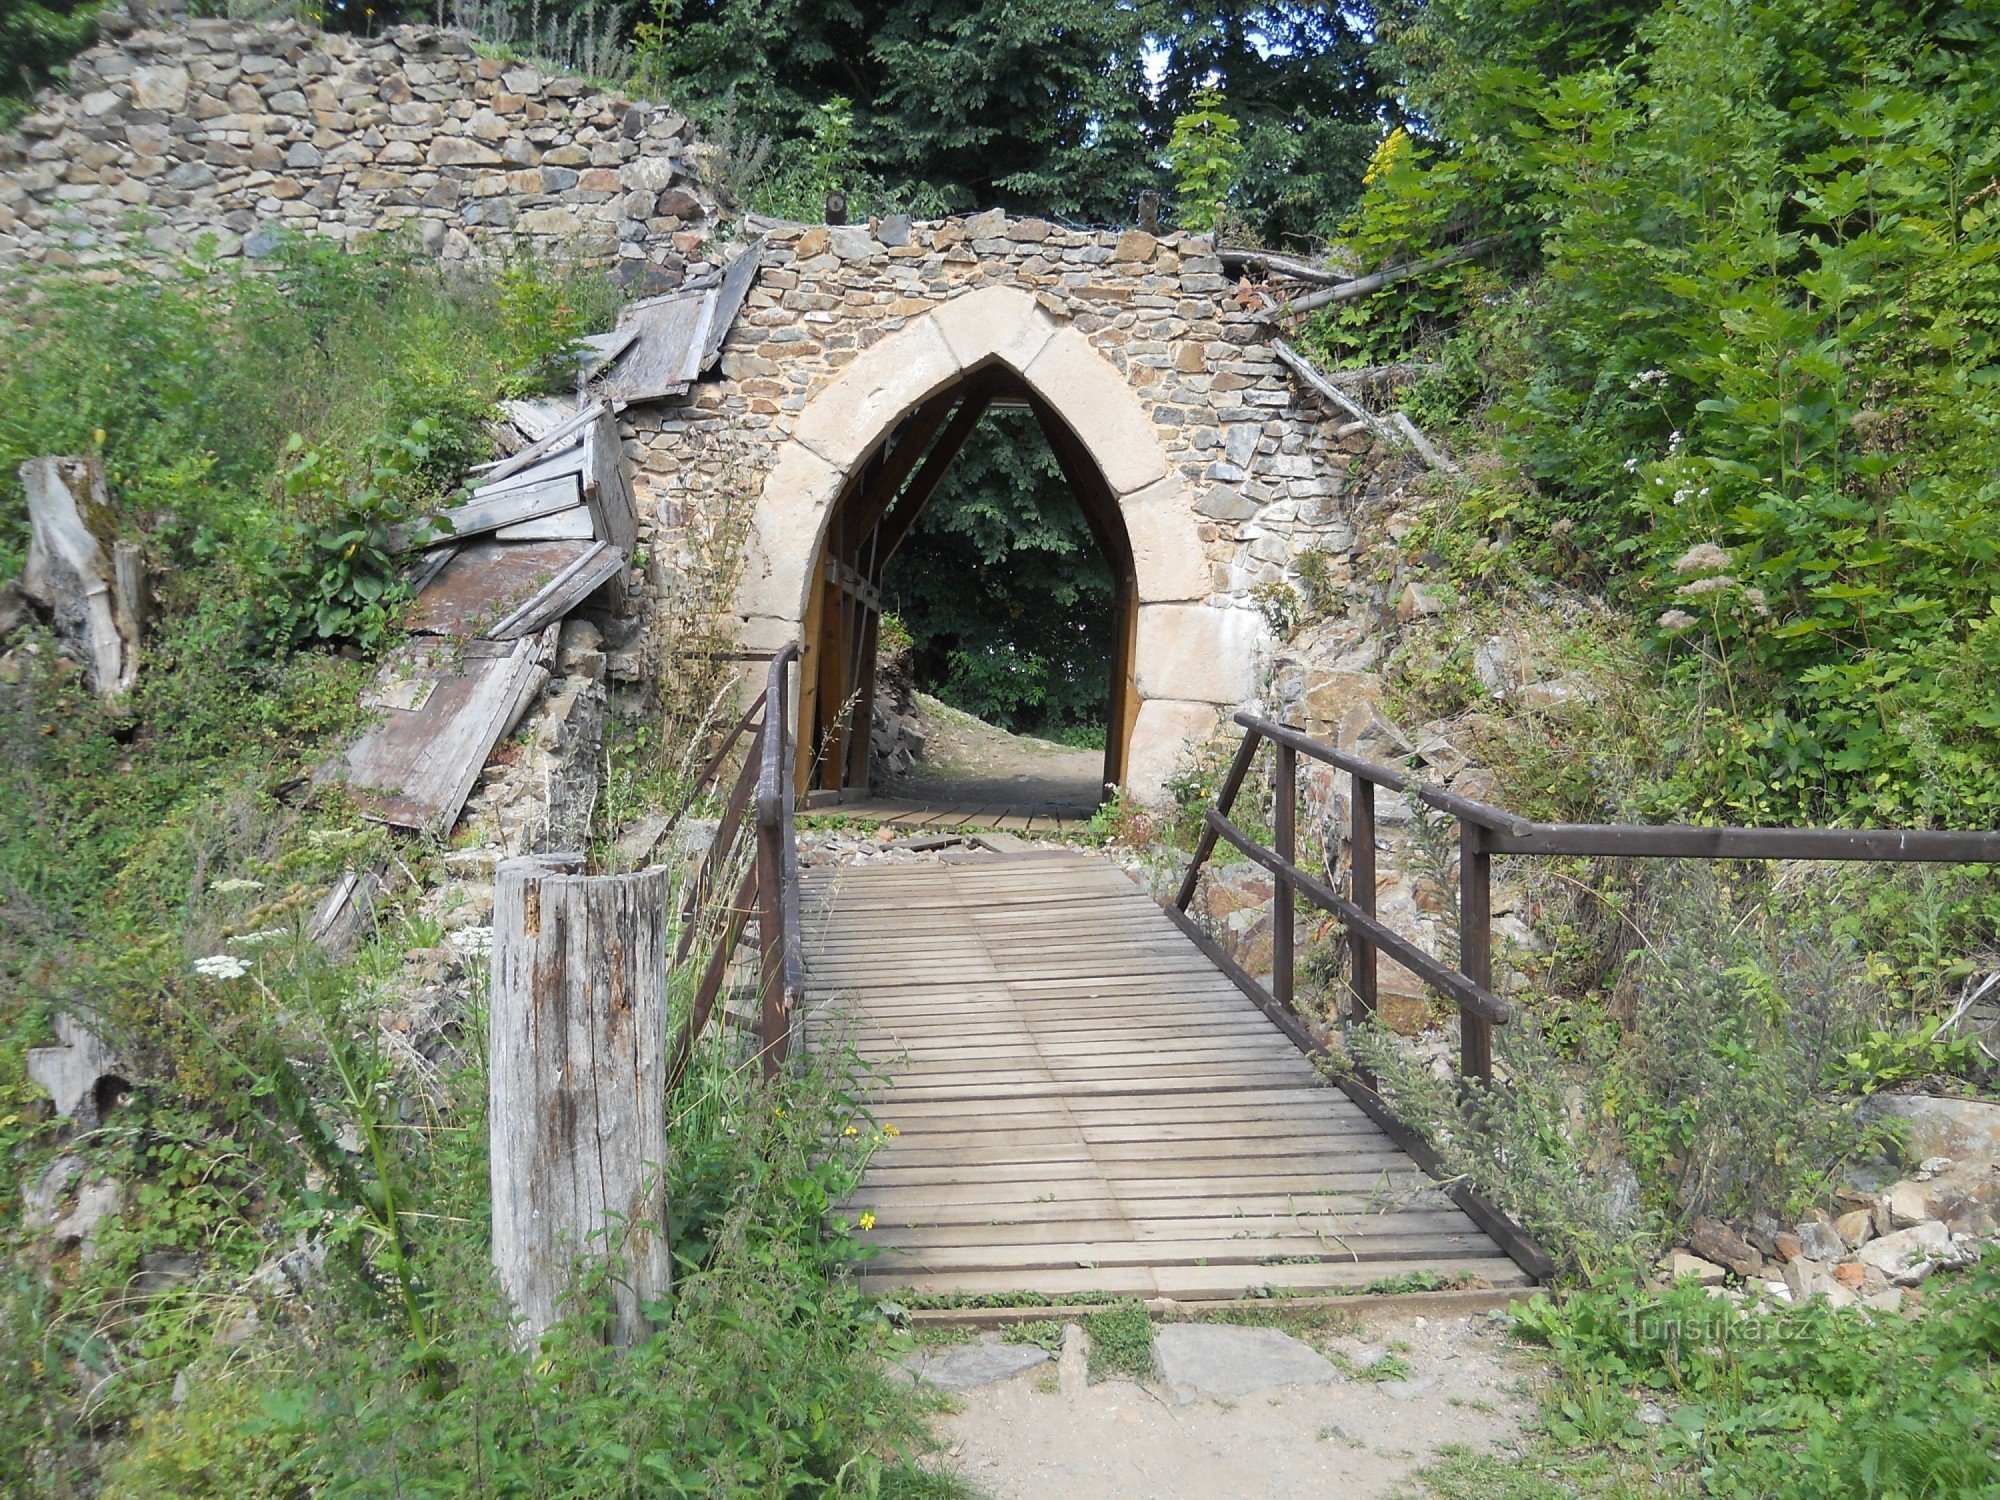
[
  {"left": 1083, "top": 1301, "right": 1154, "bottom": 1381},
  {"left": 1410, "top": 1262, "right": 2000, "bottom": 1499},
  {"left": 0, "top": 242, "right": 957, "bottom": 1494}
]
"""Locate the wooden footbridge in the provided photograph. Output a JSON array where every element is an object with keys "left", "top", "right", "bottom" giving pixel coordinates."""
[
  {"left": 799, "top": 849, "right": 1536, "bottom": 1300},
  {"left": 489, "top": 649, "right": 2000, "bottom": 1332}
]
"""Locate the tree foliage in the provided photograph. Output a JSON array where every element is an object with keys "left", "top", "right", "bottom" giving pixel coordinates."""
[
  {"left": 1334, "top": 0, "right": 2000, "bottom": 827},
  {"left": 0, "top": 0, "right": 99, "bottom": 124},
  {"left": 882, "top": 412, "right": 1116, "bottom": 735}
]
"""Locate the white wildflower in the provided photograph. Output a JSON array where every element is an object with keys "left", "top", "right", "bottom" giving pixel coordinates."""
[
  {"left": 450, "top": 926, "right": 494, "bottom": 958},
  {"left": 1668, "top": 430, "right": 1684, "bottom": 452},
  {"left": 1673, "top": 542, "right": 1732, "bottom": 574},
  {"left": 229, "top": 928, "right": 287, "bottom": 948},
  {"left": 1657, "top": 609, "right": 1699, "bottom": 631},
  {"left": 211, "top": 877, "right": 265, "bottom": 895},
  {"left": 1676, "top": 574, "right": 1737, "bottom": 597},
  {"left": 1627, "top": 368, "right": 1670, "bottom": 391},
  {"left": 1623, "top": 456, "right": 1641, "bottom": 473},
  {"left": 193, "top": 954, "right": 251, "bottom": 980},
  {"left": 1743, "top": 586, "right": 1772, "bottom": 618}
]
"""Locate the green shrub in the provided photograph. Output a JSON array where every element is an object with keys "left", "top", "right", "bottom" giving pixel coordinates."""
[
  {"left": 1483, "top": 1256, "right": 2000, "bottom": 1498},
  {"left": 1324, "top": 0, "right": 2000, "bottom": 829}
]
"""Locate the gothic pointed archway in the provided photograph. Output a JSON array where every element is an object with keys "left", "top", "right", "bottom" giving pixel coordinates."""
[
  {"left": 736, "top": 285, "right": 1254, "bottom": 801},
  {"left": 798, "top": 364, "right": 1140, "bottom": 799}
]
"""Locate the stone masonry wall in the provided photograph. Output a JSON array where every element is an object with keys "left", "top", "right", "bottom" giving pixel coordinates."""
[
  {"left": 624, "top": 210, "right": 1429, "bottom": 795},
  {"left": 0, "top": 12, "right": 717, "bottom": 289}
]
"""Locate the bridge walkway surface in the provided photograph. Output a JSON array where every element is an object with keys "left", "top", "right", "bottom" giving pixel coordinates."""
[{"left": 797, "top": 849, "right": 1533, "bottom": 1302}]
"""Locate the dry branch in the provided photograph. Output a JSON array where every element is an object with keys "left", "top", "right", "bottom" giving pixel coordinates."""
[
  {"left": 1216, "top": 246, "right": 1354, "bottom": 286},
  {"left": 1259, "top": 238, "right": 1494, "bottom": 321}
]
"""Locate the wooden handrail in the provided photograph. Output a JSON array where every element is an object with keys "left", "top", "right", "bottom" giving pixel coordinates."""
[
  {"left": 1179, "top": 713, "right": 2000, "bottom": 1088},
  {"left": 665, "top": 643, "right": 805, "bottom": 1088}
]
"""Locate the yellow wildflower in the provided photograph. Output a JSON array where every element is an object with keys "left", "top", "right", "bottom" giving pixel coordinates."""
[
  {"left": 857, "top": 1211, "right": 876, "bottom": 1232},
  {"left": 883, "top": 1123, "right": 900, "bottom": 1137},
  {"left": 842, "top": 1124, "right": 858, "bottom": 1137}
]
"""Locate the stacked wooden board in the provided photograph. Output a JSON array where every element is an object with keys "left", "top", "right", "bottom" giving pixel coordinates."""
[
  {"left": 335, "top": 402, "right": 635, "bottom": 835},
  {"left": 800, "top": 851, "right": 1534, "bottom": 1301},
  {"left": 334, "top": 242, "right": 766, "bottom": 837}
]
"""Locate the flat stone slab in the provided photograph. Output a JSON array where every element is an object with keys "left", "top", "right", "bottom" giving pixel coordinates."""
[
  {"left": 1151, "top": 1323, "right": 1338, "bottom": 1403},
  {"left": 904, "top": 1340, "right": 1051, "bottom": 1392}
]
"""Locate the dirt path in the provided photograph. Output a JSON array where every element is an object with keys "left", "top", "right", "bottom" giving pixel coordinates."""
[
  {"left": 882, "top": 692, "right": 1104, "bottom": 813},
  {"left": 918, "top": 1312, "right": 1535, "bottom": 1499}
]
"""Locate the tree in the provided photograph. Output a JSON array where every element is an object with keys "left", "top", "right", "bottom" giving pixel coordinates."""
[
  {"left": 636, "top": 0, "right": 1158, "bottom": 221},
  {"left": 1150, "top": 3, "right": 1394, "bottom": 245},
  {"left": 1, "top": 0, "right": 99, "bottom": 122},
  {"left": 882, "top": 412, "right": 1116, "bottom": 735}
]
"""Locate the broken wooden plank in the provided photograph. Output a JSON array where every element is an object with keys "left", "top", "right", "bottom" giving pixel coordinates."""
[
  {"left": 475, "top": 401, "right": 609, "bottom": 488},
  {"left": 580, "top": 403, "right": 638, "bottom": 554},
  {"left": 307, "top": 866, "right": 384, "bottom": 957},
  {"left": 700, "top": 239, "right": 763, "bottom": 370},
  {"left": 338, "top": 635, "right": 546, "bottom": 835},
  {"left": 606, "top": 240, "right": 764, "bottom": 402},
  {"left": 402, "top": 538, "right": 606, "bottom": 639},
  {"left": 606, "top": 288, "right": 711, "bottom": 401},
  {"left": 485, "top": 541, "right": 623, "bottom": 640},
  {"left": 495, "top": 505, "right": 596, "bottom": 542},
  {"left": 436, "top": 466, "right": 584, "bottom": 542}
]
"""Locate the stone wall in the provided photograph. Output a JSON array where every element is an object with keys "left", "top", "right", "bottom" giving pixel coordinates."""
[
  {"left": 0, "top": 9, "right": 1441, "bottom": 803},
  {"left": 0, "top": 11, "right": 717, "bottom": 289},
  {"left": 625, "top": 210, "right": 1427, "bottom": 795}
]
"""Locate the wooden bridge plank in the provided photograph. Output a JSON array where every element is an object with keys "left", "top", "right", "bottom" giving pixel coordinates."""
[{"left": 804, "top": 851, "right": 1533, "bottom": 1300}]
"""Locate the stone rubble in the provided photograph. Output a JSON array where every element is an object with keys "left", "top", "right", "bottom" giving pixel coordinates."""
[{"left": 1657, "top": 1113, "right": 2000, "bottom": 1317}]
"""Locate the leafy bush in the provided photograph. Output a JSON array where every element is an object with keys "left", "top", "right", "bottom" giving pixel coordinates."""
[
  {"left": 1328, "top": 0, "right": 2000, "bottom": 828},
  {"left": 1476, "top": 1257, "right": 2000, "bottom": 1498},
  {"left": 1604, "top": 866, "right": 1893, "bottom": 1228}
]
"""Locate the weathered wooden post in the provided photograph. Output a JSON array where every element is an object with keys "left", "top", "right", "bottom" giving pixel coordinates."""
[
  {"left": 19, "top": 456, "right": 146, "bottom": 699},
  {"left": 489, "top": 856, "right": 672, "bottom": 1346}
]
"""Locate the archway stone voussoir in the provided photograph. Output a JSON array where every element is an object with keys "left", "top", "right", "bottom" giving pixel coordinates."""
[
  {"left": 1022, "top": 327, "right": 1171, "bottom": 497},
  {"left": 791, "top": 317, "right": 962, "bottom": 471},
  {"left": 740, "top": 440, "right": 843, "bottom": 621},
  {"left": 1126, "top": 698, "right": 1229, "bottom": 800},
  {"left": 930, "top": 284, "right": 1060, "bottom": 372},
  {"left": 1122, "top": 473, "right": 1210, "bottom": 604}
]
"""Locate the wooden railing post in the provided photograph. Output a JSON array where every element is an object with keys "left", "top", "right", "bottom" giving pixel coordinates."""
[
  {"left": 1458, "top": 821, "right": 1493, "bottom": 1085},
  {"left": 757, "top": 806, "right": 787, "bottom": 1077},
  {"left": 1175, "top": 729, "right": 1262, "bottom": 912},
  {"left": 1273, "top": 743, "right": 1297, "bottom": 1009},
  {"left": 490, "top": 856, "right": 672, "bottom": 1347},
  {"left": 1349, "top": 770, "right": 1378, "bottom": 1027},
  {"left": 755, "top": 644, "right": 801, "bottom": 1078}
]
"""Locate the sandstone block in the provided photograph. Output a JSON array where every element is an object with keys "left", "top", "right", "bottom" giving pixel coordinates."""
[
  {"left": 1121, "top": 473, "right": 1208, "bottom": 604},
  {"left": 930, "top": 283, "right": 1057, "bottom": 373},
  {"left": 1133, "top": 603, "right": 1263, "bottom": 704},
  {"left": 1125, "top": 698, "right": 1223, "bottom": 800},
  {"left": 131, "top": 65, "right": 191, "bottom": 112},
  {"left": 1022, "top": 326, "right": 1170, "bottom": 495},
  {"left": 738, "top": 441, "right": 845, "bottom": 620},
  {"left": 1110, "top": 229, "right": 1156, "bottom": 263},
  {"left": 792, "top": 317, "right": 960, "bottom": 469}
]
